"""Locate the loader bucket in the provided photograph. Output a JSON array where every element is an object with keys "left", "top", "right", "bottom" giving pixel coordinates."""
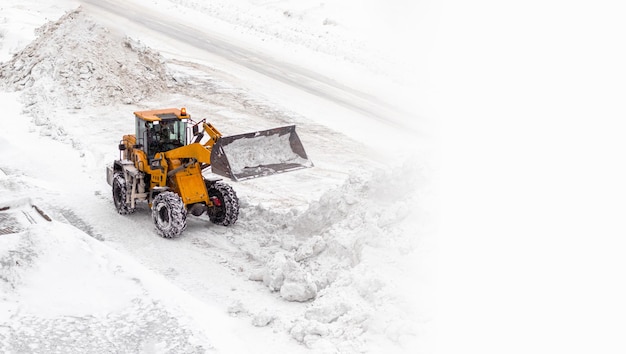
[{"left": 210, "top": 125, "right": 313, "bottom": 181}]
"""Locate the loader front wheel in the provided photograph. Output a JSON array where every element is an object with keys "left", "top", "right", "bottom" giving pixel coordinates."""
[
  {"left": 206, "top": 181, "right": 239, "bottom": 226},
  {"left": 152, "top": 192, "right": 187, "bottom": 238},
  {"left": 112, "top": 173, "right": 135, "bottom": 215}
]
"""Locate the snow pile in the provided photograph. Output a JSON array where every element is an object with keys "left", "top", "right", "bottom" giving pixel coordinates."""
[
  {"left": 241, "top": 159, "right": 431, "bottom": 352},
  {"left": 222, "top": 132, "right": 312, "bottom": 173},
  {"left": 0, "top": 0, "right": 75, "bottom": 62},
  {"left": 0, "top": 8, "right": 172, "bottom": 111}
]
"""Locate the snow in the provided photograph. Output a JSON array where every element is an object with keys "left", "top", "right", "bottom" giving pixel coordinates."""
[
  {"left": 0, "top": 0, "right": 431, "bottom": 353},
  {"left": 221, "top": 132, "right": 312, "bottom": 175},
  {"left": 7, "top": 0, "right": 626, "bottom": 353},
  {"left": 0, "top": 200, "right": 248, "bottom": 352}
]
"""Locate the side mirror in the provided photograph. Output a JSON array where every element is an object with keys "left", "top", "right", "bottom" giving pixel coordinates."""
[
  {"left": 192, "top": 124, "right": 199, "bottom": 136},
  {"left": 150, "top": 158, "right": 163, "bottom": 171},
  {"left": 118, "top": 144, "right": 126, "bottom": 151}
]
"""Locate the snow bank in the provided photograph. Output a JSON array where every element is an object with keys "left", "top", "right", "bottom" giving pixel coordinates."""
[
  {"left": 241, "top": 159, "right": 431, "bottom": 352},
  {"left": 0, "top": 8, "right": 172, "bottom": 111}
]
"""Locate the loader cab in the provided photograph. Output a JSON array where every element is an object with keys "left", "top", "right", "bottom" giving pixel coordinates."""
[{"left": 134, "top": 108, "right": 190, "bottom": 159}]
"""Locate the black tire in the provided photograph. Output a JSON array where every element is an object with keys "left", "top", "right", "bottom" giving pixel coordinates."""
[
  {"left": 112, "top": 173, "right": 135, "bottom": 215},
  {"left": 206, "top": 181, "right": 239, "bottom": 226},
  {"left": 152, "top": 191, "right": 187, "bottom": 238}
]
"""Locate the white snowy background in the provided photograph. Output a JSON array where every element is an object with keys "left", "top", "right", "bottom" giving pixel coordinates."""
[
  {"left": 0, "top": 0, "right": 432, "bottom": 353},
  {"left": 3, "top": 0, "right": 626, "bottom": 353},
  {"left": 432, "top": 1, "right": 626, "bottom": 354}
]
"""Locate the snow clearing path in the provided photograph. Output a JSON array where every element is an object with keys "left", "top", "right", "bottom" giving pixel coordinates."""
[{"left": 0, "top": 2, "right": 432, "bottom": 353}]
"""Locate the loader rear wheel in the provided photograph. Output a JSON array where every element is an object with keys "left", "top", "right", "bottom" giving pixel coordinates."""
[
  {"left": 112, "top": 173, "right": 135, "bottom": 215},
  {"left": 152, "top": 191, "right": 187, "bottom": 238},
  {"left": 206, "top": 181, "right": 239, "bottom": 226}
]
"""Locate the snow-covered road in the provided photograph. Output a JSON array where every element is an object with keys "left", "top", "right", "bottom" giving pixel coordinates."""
[
  {"left": 81, "top": 0, "right": 414, "bottom": 132},
  {"left": 79, "top": 0, "right": 425, "bottom": 147}
]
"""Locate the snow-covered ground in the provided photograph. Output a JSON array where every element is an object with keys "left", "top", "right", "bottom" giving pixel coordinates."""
[
  {"left": 0, "top": 0, "right": 432, "bottom": 353},
  {"left": 6, "top": 0, "right": 626, "bottom": 353}
]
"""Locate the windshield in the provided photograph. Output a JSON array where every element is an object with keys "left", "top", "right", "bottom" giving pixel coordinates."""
[{"left": 142, "top": 119, "right": 187, "bottom": 158}]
